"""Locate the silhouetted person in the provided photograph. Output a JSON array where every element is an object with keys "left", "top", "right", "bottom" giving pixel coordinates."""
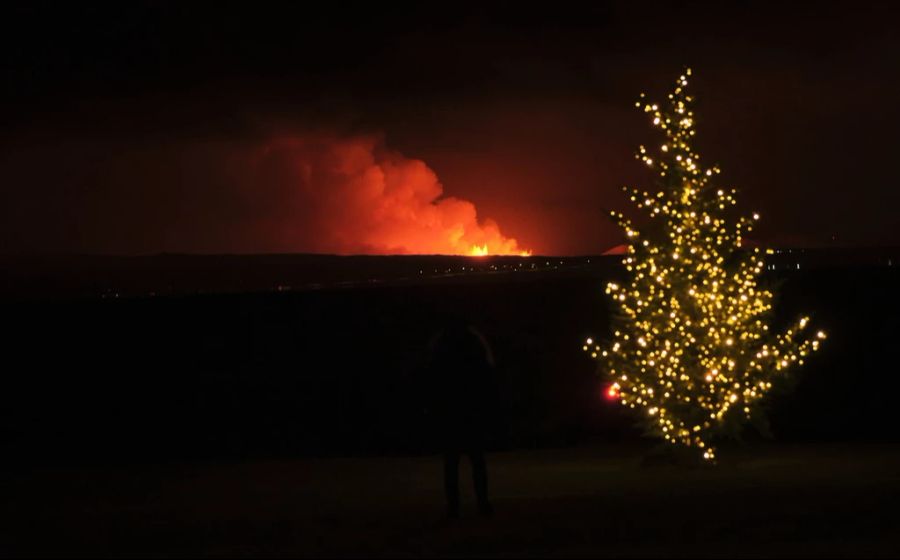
[{"left": 426, "top": 315, "right": 499, "bottom": 518}]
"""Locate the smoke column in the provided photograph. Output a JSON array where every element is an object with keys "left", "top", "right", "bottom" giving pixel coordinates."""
[
  {"left": 0, "top": 132, "right": 529, "bottom": 256},
  {"left": 249, "top": 134, "right": 529, "bottom": 256}
]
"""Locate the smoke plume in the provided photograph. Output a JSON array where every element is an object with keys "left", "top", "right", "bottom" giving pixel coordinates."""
[
  {"left": 0, "top": 132, "right": 528, "bottom": 256},
  {"left": 249, "top": 134, "right": 527, "bottom": 255}
]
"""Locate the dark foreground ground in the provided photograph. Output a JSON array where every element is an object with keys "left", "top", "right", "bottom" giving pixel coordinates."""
[
  {"left": 4, "top": 443, "right": 900, "bottom": 558},
  {"left": 2, "top": 256, "right": 899, "bottom": 557}
]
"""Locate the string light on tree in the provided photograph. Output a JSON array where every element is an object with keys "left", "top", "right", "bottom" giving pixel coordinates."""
[{"left": 586, "top": 68, "right": 825, "bottom": 462}]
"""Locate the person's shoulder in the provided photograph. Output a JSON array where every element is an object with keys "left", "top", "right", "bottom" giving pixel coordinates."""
[{"left": 467, "top": 326, "right": 495, "bottom": 367}]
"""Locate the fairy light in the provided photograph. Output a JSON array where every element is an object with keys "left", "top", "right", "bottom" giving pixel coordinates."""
[{"left": 584, "top": 68, "right": 825, "bottom": 462}]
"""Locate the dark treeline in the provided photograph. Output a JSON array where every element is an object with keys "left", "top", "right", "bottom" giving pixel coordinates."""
[{"left": 1, "top": 263, "right": 898, "bottom": 467}]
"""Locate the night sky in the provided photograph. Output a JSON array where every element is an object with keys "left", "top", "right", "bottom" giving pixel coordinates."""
[{"left": 1, "top": 2, "right": 899, "bottom": 255}]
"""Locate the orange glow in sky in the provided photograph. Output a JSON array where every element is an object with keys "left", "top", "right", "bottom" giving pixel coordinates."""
[{"left": 255, "top": 135, "right": 530, "bottom": 256}]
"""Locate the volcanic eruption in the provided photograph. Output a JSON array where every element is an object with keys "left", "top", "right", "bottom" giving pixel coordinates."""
[{"left": 253, "top": 134, "right": 530, "bottom": 256}]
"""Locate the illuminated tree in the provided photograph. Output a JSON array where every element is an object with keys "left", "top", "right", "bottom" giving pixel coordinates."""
[{"left": 585, "top": 69, "right": 826, "bottom": 462}]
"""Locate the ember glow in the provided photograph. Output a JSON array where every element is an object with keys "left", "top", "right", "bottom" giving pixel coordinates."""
[
  {"left": 256, "top": 135, "right": 530, "bottom": 256},
  {"left": 470, "top": 244, "right": 489, "bottom": 257},
  {"left": 469, "top": 244, "right": 530, "bottom": 257}
]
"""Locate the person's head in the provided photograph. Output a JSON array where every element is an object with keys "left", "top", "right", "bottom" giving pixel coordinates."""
[{"left": 436, "top": 311, "right": 471, "bottom": 336}]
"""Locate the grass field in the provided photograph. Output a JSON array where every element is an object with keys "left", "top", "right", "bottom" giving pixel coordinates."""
[{"left": 4, "top": 442, "right": 900, "bottom": 557}]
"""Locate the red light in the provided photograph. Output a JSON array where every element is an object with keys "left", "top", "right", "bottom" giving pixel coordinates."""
[{"left": 606, "top": 384, "right": 619, "bottom": 400}]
